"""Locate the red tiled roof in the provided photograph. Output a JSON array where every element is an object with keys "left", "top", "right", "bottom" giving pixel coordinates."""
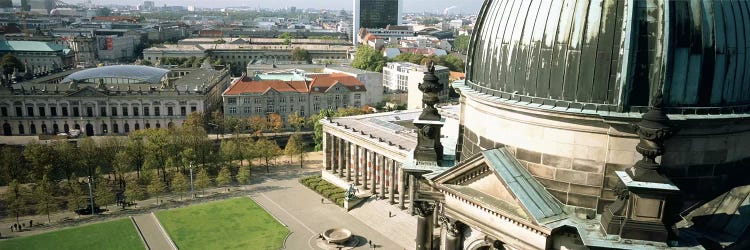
[
  {"left": 309, "top": 74, "right": 366, "bottom": 93},
  {"left": 224, "top": 76, "right": 309, "bottom": 95}
]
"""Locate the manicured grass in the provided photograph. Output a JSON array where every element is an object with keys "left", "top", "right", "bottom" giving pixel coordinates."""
[
  {"left": 0, "top": 218, "right": 143, "bottom": 250},
  {"left": 156, "top": 197, "right": 288, "bottom": 250}
]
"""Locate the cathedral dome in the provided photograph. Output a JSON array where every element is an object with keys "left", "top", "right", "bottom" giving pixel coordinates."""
[{"left": 466, "top": 0, "right": 750, "bottom": 114}]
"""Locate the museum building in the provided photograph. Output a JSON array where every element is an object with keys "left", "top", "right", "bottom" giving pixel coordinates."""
[
  {"left": 0, "top": 64, "right": 230, "bottom": 136},
  {"left": 324, "top": 0, "right": 750, "bottom": 249}
]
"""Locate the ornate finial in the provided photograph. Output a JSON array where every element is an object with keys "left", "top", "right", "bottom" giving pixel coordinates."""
[{"left": 629, "top": 92, "right": 677, "bottom": 183}]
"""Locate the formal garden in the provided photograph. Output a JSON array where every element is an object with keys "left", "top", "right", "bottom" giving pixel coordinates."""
[
  {"left": 0, "top": 218, "right": 142, "bottom": 250},
  {"left": 299, "top": 175, "right": 346, "bottom": 207},
  {"left": 156, "top": 198, "right": 288, "bottom": 250}
]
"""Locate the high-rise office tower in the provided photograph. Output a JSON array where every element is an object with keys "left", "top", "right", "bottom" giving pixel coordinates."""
[{"left": 352, "top": 0, "right": 402, "bottom": 44}]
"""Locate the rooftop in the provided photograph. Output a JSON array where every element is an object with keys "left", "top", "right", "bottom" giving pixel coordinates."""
[
  {"left": 0, "top": 40, "right": 68, "bottom": 53},
  {"left": 61, "top": 65, "right": 169, "bottom": 84}
]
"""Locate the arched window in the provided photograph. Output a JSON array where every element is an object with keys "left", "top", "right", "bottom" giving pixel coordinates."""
[
  {"left": 18, "top": 124, "right": 24, "bottom": 134},
  {"left": 113, "top": 123, "right": 119, "bottom": 134},
  {"left": 124, "top": 123, "right": 130, "bottom": 133},
  {"left": 30, "top": 123, "right": 36, "bottom": 134}
]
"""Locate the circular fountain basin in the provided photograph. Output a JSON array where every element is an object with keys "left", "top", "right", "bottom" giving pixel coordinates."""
[{"left": 323, "top": 228, "right": 352, "bottom": 244}]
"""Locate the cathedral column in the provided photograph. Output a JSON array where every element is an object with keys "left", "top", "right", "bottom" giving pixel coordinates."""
[
  {"left": 414, "top": 201, "right": 435, "bottom": 250},
  {"left": 388, "top": 159, "right": 395, "bottom": 204},
  {"left": 398, "top": 165, "right": 405, "bottom": 209},
  {"left": 439, "top": 216, "right": 461, "bottom": 250},
  {"left": 409, "top": 174, "right": 416, "bottom": 215}
]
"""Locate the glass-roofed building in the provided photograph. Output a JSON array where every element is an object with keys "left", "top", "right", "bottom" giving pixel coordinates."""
[{"left": 0, "top": 64, "right": 230, "bottom": 136}]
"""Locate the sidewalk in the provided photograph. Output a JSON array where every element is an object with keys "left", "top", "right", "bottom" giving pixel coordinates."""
[
  {"left": 132, "top": 213, "right": 177, "bottom": 250},
  {"left": 348, "top": 198, "right": 417, "bottom": 249}
]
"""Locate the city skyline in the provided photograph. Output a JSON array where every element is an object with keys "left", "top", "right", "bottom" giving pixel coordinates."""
[{"left": 67, "top": 0, "right": 483, "bottom": 14}]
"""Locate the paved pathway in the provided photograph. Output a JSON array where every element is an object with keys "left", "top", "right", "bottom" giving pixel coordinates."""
[
  {"left": 251, "top": 176, "right": 404, "bottom": 249},
  {"left": 348, "top": 198, "right": 417, "bottom": 249},
  {"left": 132, "top": 213, "right": 177, "bottom": 250}
]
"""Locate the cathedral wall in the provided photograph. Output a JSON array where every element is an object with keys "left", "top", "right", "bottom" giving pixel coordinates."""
[{"left": 459, "top": 93, "right": 750, "bottom": 211}]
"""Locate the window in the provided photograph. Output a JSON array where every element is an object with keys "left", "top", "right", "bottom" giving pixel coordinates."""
[
  {"left": 255, "top": 107, "right": 262, "bottom": 113},
  {"left": 299, "top": 96, "right": 304, "bottom": 102},
  {"left": 38, "top": 106, "right": 46, "bottom": 117},
  {"left": 229, "top": 107, "right": 237, "bottom": 114},
  {"left": 73, "top": 107, "right": 80, "bottom": 117},
  {"left": 167, "top": 107, "right": 173, "bottom": 116},
  {"left": 133, "top": 107, "right": 139, "bottom": 116},
  {"left": 335, "top": 94, "right": 340, "bottom": 101},
  {"left": 290, "top": 105, "right": 294, "bottom": 112},
  {"left": 244, "top": 107, "right": 251, "bottom": 113},
  {"left": 122, "top": 107, "right": 129, "bottom": 116},
  {"left": 243, "top": 97, "right": 251, "bottom": 104},
  {"left": 62, "top": 106, "right": 68, "bottom": 116},
  {"left": 1, "top": 107, "right": 7, "bottom": 116},
  {"left": 255, "top": 98, "right": 262, "bottom": 104},
  {"left": 154, "top": 107, "right": 160, "bottom": 116},
  {"left": 190, "top": 106, "right": 197, "bottom": 112},
  {"left": 289, "top": 96, "right": 294, "bottom": 103},
  {"left": 86, "top": 107, "right": 93, "bottom": 117},
  {"left": 111, "top": 107, "right": 117, "bottom": 116},
  {"left": 314, "top": 96, "right": 320, "bottom": 102},
  {"left": 354, "top": 93, "right": 361, "bottom": 99},
  {"left": 300, "top": 110, "right": 305, "bottom": 116},
  {"left": 279, "top": 106, "right": 286, "bottom": 113},
  {"left": 100, "top": 107, "right": 106, "bottom": 117},
  {"left": 15, "top": 107, "right": 22, "bottom": 117},
  {"left": 313, "top": 103, "right": 320, "bottom": 110},
  {"left": 280, "top": 97, "right": 285, "bottom": 103},
  {"left": 143, "top": 107, "right": 150, "bottom": 116},
  {"left": 227, "top": 97, "right": 237, "bottom": 104},
  {"left": 180, "top": 107, "right": 186, "bottom": 116},
  {"left": 27, "top": 107, "right": 34, "bottom": 117}
]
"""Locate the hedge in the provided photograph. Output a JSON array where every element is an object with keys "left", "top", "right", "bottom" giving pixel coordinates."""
[{"left": 299, "top": 175, "right": 346, "bottom": 207}]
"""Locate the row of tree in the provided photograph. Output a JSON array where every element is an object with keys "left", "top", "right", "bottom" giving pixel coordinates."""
[
  {"left": 352, "top": 45, "right": 466, "bottom": 73},
  {"left": 0, "top": 119, "right": 309, "bottom": 224}
]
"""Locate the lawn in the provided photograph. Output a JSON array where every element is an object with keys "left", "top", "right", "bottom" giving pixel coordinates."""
[
  {"left": 0, "top": 218, "right": 143, "bottom": 250},
  {"left": 156, "top": 197, "right": 289, "bottom": 250}
]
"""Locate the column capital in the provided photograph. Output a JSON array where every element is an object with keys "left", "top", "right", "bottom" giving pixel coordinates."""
[
  {"left": 414, "top": 200, "right": 435, "bottom": 217},
  {"left": 438, "top": 215, "right": 462, "bottom": 237}
]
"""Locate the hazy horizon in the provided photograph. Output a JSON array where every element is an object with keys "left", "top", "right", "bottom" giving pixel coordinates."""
[{"left": 67, "top": 0, "right": 484, "bottom": 14}]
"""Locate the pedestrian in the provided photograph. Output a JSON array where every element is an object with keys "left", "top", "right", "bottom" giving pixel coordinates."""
[
  {"left": 368, "top": 240, "right": 372, "bottom": 247},
  {"left": 321, "top": 198, "right": 324, "bottom": 204},
  {"left": 388, "top": 211, "right": 392, "bottom": 217}
]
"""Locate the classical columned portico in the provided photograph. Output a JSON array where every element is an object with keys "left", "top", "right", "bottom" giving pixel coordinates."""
[
  {"left": 369, "top": 150, "right": 377, "bottom": 193},
  {"left": 362, "top": 148, "right": 368, "bottom": 189},
  {"left": 338, "top": 137, "right": 345, "bottom": 177},
  {"left": 388, "top": 159, "right": 395, "bottom": 204},
  {"left": 344, "top": 142, "right": 354, "bottom": 181},
  {"left": 324, "top": 133, "right": 332, "bottom": 171},
  {"left": 398, "top": 166, "right": 406, "bottom": 209},
  {"left": 354, "top": 145, "right": 361, "bottom": 185},
  {"left": 378, "top": 154, "right": 386, "bottom": 199}
]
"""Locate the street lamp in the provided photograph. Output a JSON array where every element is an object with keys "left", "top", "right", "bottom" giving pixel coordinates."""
[{"left": 189, "top": 162, "right": 194, "bottom": 198}]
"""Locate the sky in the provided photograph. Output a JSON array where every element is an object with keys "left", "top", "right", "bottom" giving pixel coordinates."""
[{"left": 71, "top": 0, "right": 484, "bottom": 14}]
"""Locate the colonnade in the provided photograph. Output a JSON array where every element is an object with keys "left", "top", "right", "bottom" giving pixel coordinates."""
[{"left": 324, "top": 133, "right": 410, "bottom": 210}]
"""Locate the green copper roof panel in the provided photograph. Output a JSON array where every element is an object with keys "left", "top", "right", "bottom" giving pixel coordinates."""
[
  {"left": 482, "top": 148, "right": 564, "bottom": 223},
  {"left": 0, "top": 41, "right": 67, "bottom": 52}
]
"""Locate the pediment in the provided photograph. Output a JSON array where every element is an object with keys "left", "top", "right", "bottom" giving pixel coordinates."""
[
  {"left": 433, "top": 148, "right": 566, "bottom": 225},
  {"left": 67, "top": 87, "right": 108, "bottom": 97},
  {"left": 324, "top": 82, "right": 351, "bottom": 93}
]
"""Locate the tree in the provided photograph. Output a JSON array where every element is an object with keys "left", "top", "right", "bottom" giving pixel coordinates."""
[
  {"left": 285, "top": 134, "right": 305, "bottom": 168},
  {"left": 216, "top": 165, "right": 232, "bottom": 188},
  {"left": 139, "top": 60, "right": 153, "bottom": 66},
  {"left": 147, "top": 171, "right": 166, "bottom": 205},
  {"left": 279, "top": 32, "right": 293, "bottom": 45},
  {"left": 67, "top": 175, "right": 85, "bottom": 213},
  {"left": 392, "top": 52, "right": 425, "bottom": 65},
  {"left": 1, "top": 53, "right": 23, "bottom": 75},
  {"left": 113, "top": 151, "right": 133, "bottom": 191},
  {"left": 34, "top": 176, "right": 56, "bottom": 223},
  {"left": 291, "top": 47, "right": 311, "bottom": 63},
  {"left": 237, "top": 165, "right": 251, "bottom": 185},
  {"left": 268, "top": 113, "right": 283, "bottom": 132},
  {"left": 124, "top": 178, "right": 145, "bottom": 207},
  {"left": 171, "top": 171, "right": 189, "bottom": 200},
  {"left": 23, "top": 141, "right": 54, "bottom": 181},
  {"left": 7, "top": 179, "right": 25, "bottom": 225},
  {"left": 247, "top": 115, "right": 269, "bottom": 135},
  {"left": 256, "top": 138, "right": 282, "bottom": 173},
  {"left": 352, "top": 45, "right": 387, "bottom": 72},
  {"left": 94, "top": 175, "right": 115, "bottom": 209},
  {"left": 0, "top": 147, "right": 26, "bottom": 185},
  {"left": 440, "top": 54, "right": 465, "bottom": 72},
  {"left": 211, "top": 110, "right": 225, "bottom": 135},
  {"left": 453, "top": 35, "right": 470, "bottom": 54},
  {"left": 287, "top": 113, "right": 306, "bottom": 131},
  {"left": 184, "top": 111, "right": 206, "bottom": 129},
  {"left": 194, "top": 167, "right": 211, "bottom": 196}
]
